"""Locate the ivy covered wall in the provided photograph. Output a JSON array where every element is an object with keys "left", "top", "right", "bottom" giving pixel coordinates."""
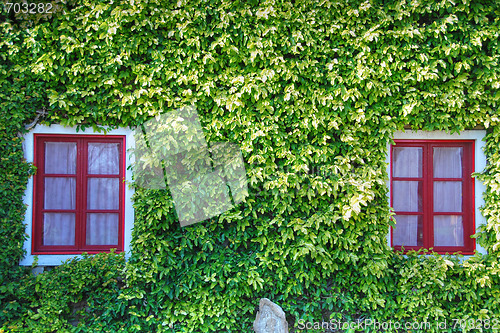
[{"left": 1, "top": 0, "right": 500, "bottom": 331}]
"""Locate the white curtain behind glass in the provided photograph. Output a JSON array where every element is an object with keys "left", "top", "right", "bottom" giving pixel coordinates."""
[
  {"left": 433, "top": 147, "right": 464, "bottom": 246},
  {"left": 43, "top": 142, "right": 77, "bottom": 246},
  {"left": 88, "top": 143, "right": 120, "bottom": 175},
  {"left": 393, "top": 216, "right": 421, "bottom": 246},
  {"left": 434, "top": 216, "right": 464, "bottom": 246},
  {"left": 43, "top": 213, "right": 75, "bottom": 246},
  {"left": 392, "top": 147, "right": 422, "bottom": 178},
  {"left": 45, "top": 142, "right": 76, "bottom": 174},
  {"left": 87, "top": 178, "right": 119, "bottom": 209},
  {"left": 392, "top": 147, "right": 422, "bottom": 246},
  {"left": 433, "top": 147, "right": 462, "bottom": 178},
  {"left": 86, "top": 142, "right": 120, "bottom": 246},
  {"left": 434, "top": 182, "right": 462, "bottom": 212},
  {"left": 42, "top": 141, "right": 120, "bottom": 247},
  {"left": 87, "top": 213, "right": 118, "bottom": 245},
  {"left": 393, "top": 181, "right": 421, "bottom": 212}
]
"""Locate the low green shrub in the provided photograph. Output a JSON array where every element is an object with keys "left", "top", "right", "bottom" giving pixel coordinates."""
[{"left": 1, "top": 252, "right": 125, "bottom": 333}]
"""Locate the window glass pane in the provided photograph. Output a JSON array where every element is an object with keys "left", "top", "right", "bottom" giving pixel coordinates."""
[
  {"left": 433, "top": 147, "right": 462, "bottom": 178},
  {"left": 434, "top": 216, "right": 464, "bottom": 246},
  {"left": 434, "top": 181, "right": 462, "bottom": 212},
  {"left": 87, "top": 178, "right": 119, "bottom": 210},
  {"left": 86, "top": 213, "right": 119, "bottom": 245},
  {"left": 43, "top": 213, "right": 75, "bottom": 246},
  {"left": 88, "top": 143, "right": 120, "bottom": 175},
  {"left": 44, "top": 177, "right": 76, "bottom": 209},
  {"left": 45, "top": 142, "right": 76, "bottom": 174},
  {"left": 392, "top": 181, "right": 422, "bottom": 212},
  {"left": 392, "top": 147, "right": 422, "bottom": 178},
  {"left": 393, "top": 215, "right": 423, "bottom": 246}
]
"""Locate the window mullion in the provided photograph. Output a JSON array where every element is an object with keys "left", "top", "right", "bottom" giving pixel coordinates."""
[
  {"left": 77, "top": 138, "right": 86, "bottom": 250},
  {"left": 464, "top": 143, "right": 473, "bottom": 251},
  {"left": 424, "top": 143, "right": 433, "bottom": 250},
  {"left": 82, "top": 138, "right": 90, "bottom": 250}
]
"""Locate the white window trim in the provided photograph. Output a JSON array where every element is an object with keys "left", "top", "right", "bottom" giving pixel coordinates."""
[
  {"left": 386, "top": 130, "right": 487, "bottom": 255},
  {"left": 20, "top": 124, "right": 135, "bottom": 266}
]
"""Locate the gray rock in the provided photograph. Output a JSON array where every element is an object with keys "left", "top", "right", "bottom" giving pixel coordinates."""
[{"left": 253, "top": 298, "right": 288, "bottom": 333}]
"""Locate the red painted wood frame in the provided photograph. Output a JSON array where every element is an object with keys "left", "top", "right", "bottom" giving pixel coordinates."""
[
  {"left": 390, "top": 140, "right": 475, "bottom": 254},
  {"left": 33, "top": 134, "right": 125, "bottom": 254}
]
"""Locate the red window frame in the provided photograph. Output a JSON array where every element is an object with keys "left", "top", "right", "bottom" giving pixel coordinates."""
[
  {"left": 33, "top": 134, "right": 125, "bottom": 254},
  {"left": 390, "top": 140, "right": 475, "bottom": 254}
]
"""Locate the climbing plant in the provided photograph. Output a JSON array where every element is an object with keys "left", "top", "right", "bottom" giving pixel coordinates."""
[{"left": 1, "top": 0, "right": 499, "bottom": 331}]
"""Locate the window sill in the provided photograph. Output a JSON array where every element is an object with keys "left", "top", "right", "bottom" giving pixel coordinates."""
[
  {"left": 393, "top": 248, "right": 476, "bottom": 256},
  {"left": 32, "top": 249, "right": 123, "bottom": 255}
]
